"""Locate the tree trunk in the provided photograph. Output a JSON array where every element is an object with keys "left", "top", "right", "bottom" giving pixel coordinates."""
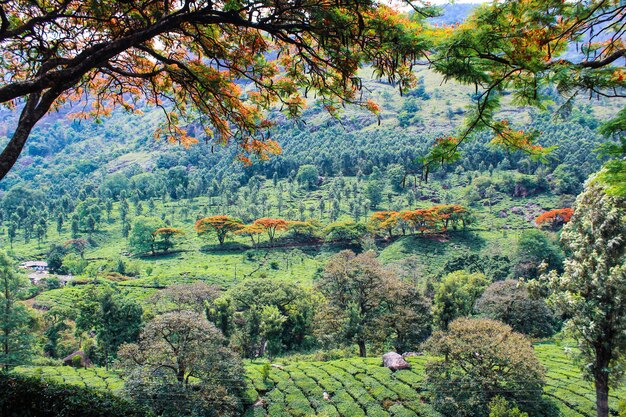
[
  {"left": 357, "top": 340, "right": 366, "bottom": 357},
  {"left": 3, "top": 278, "right": 9, "bottom": 373},
  {"left": 595, "top": 373, "right": 609, "bottom": 417}
]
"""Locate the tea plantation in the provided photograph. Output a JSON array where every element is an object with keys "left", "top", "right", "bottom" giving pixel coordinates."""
[{"left": 14, "top": 342, "right": 625, "bottom": 417}]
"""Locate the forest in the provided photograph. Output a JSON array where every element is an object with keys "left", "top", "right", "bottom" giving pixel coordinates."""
[{"left": 0, "top": 1, "right": 625, "bottom": 417}]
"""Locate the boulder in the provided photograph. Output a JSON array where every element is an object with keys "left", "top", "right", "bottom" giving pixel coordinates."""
[{"left": 382, "top": 352, "right": 411, "bottom": 371}]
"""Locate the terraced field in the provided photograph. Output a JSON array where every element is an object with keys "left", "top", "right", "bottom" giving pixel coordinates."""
[
  {"left": 535, "top": 343, "right": 624, "bottom": 417},
  {"left": 13, "top": 343, "right": 625, "bottom": 417},
  {"left": 243, "top": 355, "right": 435, "bottom": 417},
  {"left": 242, "top": 343, "right": 625, "bottom": 417},
  {"left": 14, "top": 365, "right": 125, "bottom": 392}
]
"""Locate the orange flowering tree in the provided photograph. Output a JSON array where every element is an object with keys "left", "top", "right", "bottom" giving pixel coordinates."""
[
  {"left": 430, "top": 205, "right": 470, "bottom": 231},
  {"left": 0, "top": 0, "right": 434, "bottom": 180},
  {"left": 400, "top": 209, "right": 437, "bottom": 235},
  {"left": 153, "top": 227, "right": 185, "bottom": 253},
  {"left": 535, "top": 208, "right": 574, "bottom": 230},
  {"left": 195, "top": 215, "right": 243, "bottom": 246},
  {"left": 235, "top": 223, "right": 264, "bottom": 247},
  {"left": 253, "top": 218, "right": 289, "bottom": 244},
  {"left": 369, "top": 211, "right": 399, "bottom": 237}
]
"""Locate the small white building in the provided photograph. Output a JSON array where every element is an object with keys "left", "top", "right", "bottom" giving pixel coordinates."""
[{"left": 20, "top": 260, "right": 49, "bottom": 271}]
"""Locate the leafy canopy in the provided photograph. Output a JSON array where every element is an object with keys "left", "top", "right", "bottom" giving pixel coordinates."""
[{"left": 0, "top": 0, "right": 433, "bottom": 179}]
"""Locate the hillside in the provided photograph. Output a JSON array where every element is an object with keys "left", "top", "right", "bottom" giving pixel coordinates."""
[{"left": 1, "top": 2, "right": 625, "bottom": 417}]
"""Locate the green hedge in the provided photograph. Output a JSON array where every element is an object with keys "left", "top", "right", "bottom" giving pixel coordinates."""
[{"left": 0, "top": 374, "right": 144, "bottom": 417}]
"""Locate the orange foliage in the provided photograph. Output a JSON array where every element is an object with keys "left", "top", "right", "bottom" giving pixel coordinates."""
[
  {"left": 195, "top": 215, "right": 243, "bottom": 245},
  {"left": 235, "top": 223, "right": 265, "bottom": 246},
  {"left": 253, "top": 218, "right": 289, "bottom": 242},
  {"left": 535, "top": 208, "right": 574, "bottom": 229},
  {"left": 369, "top": 211, "right": 400, "bottom": 237},
  {"left": 370, "top": 205, "right": 471, "bottom": 236},
  {"left": 153, "top": 227, "right": 185, "bottom": 237}
]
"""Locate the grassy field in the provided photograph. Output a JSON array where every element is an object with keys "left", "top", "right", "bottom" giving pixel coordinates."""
[{"left": 14, "top": 342, "right": 625, "bottom": 417}]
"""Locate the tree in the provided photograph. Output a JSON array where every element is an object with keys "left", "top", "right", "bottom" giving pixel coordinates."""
[
  {"left": 155, "top": 282, "right": 220, "bottom": 313},
  {"left": 252, "top": 218, "right": 289, "bottom": 244},
  {"left": 152, "top": 227, "right": 185, "bottom": 253},
  {"left": 128, "top": 217, "right": 160, "bottom": 255},
  {"left": 541, "top": 179, "right": 626, "bottom": 417},
  {"left": 0, "top": 252, "right": 35, "bottom": 371},
  {"left": 424, "top": 318, "right": 550, "bottom": 417},
  {"left": 387, "top": 163, "right": 406, "bottom": 192},
  {"left": 365, "top": 179, "right": 383, "bottom": 208},
  {"left": 475, "top": 280, "right": 558, "bottom": 338},
  {"left": 370, "top": 211, "right": 399, "bottom": 238},
  {"left": 95, "top": 290, "right": 143, "bottom": 370},
  {"left": 315, "top": 250, "right": 396, "bottom": 357},
  {"left": 433, "top": 270, "right": 489, "bottom": 330},
  {"left": 424, "top": 0, "right": 625, "bottom": 177},
  {"left": 514, "top": 229, "right": 563, "bottom": 279},
  {"left": 296, "top": 165, "right": 319, "bottom": 189},
  {"left": 488, "top": 396, "right": 529, "bottom": 417},
  {"left": 64, "top": 238, "right": 89, "bottom": 259},
  {"left": 535, "top": 208, "right": 574, "bottom": 230},
  {"left": 209, "top": 279, "right": 316, "bottom": 358},
  {"left": 400, "top": 209, "right": 437, "bottom": 234},
  {"left": 440, "top": 253, "right": 511, "bottom": 282},
  {"left": 194, "top": 215, "right": 243, "bottom": 246},
  {"left": 234, "top": 223, "right": 264, "bottom": 247},
  {"left": 383, "top": 280, "right": 432, "bottom": 353},
  {"left": 0, "top": 0, "right": 432, "bottom": 180},
  {"left": 118, "top": 311, "right": 243, "bottom": 417},
  {"left": 6, "top": 221, "right": 16, "bottom": 249},
  {"left": 323, "top": 219, "right": 368, "bottom": 243},
  {"left": 46, "top": 244, "right": 67, "bottom": 274}
]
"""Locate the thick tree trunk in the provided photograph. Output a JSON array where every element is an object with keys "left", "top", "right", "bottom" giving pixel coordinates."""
[
  {"left": 595, "top": 367, "right": 610, "bottom": 417},
  {"left": 357, "top": 340, "right": 366, "bottom": 357},
  {"left": 0, "top": 89, "right": 63, "bottom": 181}
]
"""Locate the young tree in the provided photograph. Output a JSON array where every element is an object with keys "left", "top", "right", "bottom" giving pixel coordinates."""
[
  {"left": 542, "top": 179, "right": 626, "bottom": 417},
  {"left": 6, "top": 221, "right": 16, "bottom": 249},
  {"left": 118, "top": 311, "right": 243, "bottom": 417},
  {"left": 424, "top": 318, "right": 550, "bottom": 417},
  {"left": 365, "top": 179, "right": 383, "bottom": 208},
  {"left": 194, "top": 215, "right": 243, "bottom": 246},
  {"left": 0, "top": 0, "right": 432, "bottom": 180},
  {"left": 0, "top": 252, "right": 35, "bottom": 371}
]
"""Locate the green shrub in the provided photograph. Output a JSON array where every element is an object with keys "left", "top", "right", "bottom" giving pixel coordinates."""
[{"left": 0, "top": 374, "right": 144, "bottom": 417}]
